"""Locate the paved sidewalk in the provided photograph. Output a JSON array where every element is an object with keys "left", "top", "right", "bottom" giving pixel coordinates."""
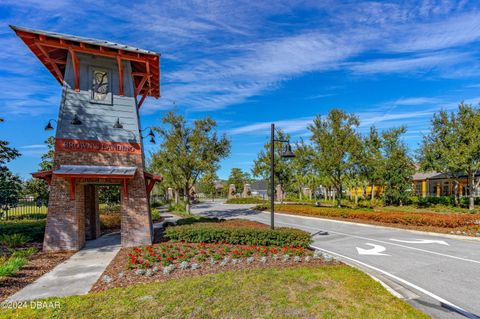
[
  {"left": 8, "top": 213, "right": 183, "bottom": 302},
  {"left": 7, "top": 232, "right": 121, "bottom": 302}
]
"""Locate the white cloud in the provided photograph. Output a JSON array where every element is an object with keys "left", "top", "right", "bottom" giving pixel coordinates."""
[
  {"left": 2, "top": 0, "right": 480, "bottom": 116},
  {"left": 391, "top": 97, "right": 440, "bottom": 106},
  {"left": 349, "top": 52, "right": 469, "bottom": 74},
  {"left": 385, "top": 12, "right": 480, "bottom": 53},
  {"left": 228, "top": 117, "right": 313, "bottom": 135},
  {"left": 19, "top": 144, "right": 46, "bottom": 149}
]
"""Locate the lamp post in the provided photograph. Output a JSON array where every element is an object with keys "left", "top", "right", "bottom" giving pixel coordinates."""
[
  {"left": 270, "top": 123, "right": 295, "bottom": 230},
  {"left": 140, "top": 127, "right": 156, "bottom": 144}
]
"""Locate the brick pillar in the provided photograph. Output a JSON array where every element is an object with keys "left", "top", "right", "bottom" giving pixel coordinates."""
[
  {"left": 43, "top": 176, "right": 85, "bottom": 252},
  {"left": 242, "top": 184, "right": 252, "bottom": 198},
  {"left": 120, "top": 171, "right": 153, "bottom": 247},
  {"left": 228, "top": 184, "right": 236, "bottom": 199},
  {"left": 84, "top": 185, "right": 100, "bottom": 240}
]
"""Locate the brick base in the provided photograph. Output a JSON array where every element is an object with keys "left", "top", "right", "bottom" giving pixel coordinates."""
[{"left": 43, "top": 150, "right": 153, "bottom": 252}]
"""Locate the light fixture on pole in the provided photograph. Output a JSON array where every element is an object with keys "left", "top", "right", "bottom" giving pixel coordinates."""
[
  {"left": 270, "top": 123, "right": 295, "bottom": 230},
  {"left": 140, "top": 127, "right": 156, "bottom": 144}
]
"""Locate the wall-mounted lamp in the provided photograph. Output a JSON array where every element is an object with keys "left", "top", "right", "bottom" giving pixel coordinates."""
[
  {"left": 113, "top": 118, "right": 123, "bottom": 129},
  {"left": 71, "top": 114, "right": 82, "bottom": 125}
]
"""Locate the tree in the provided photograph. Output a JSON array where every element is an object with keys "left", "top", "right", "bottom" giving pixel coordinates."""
[
  {"left": 39, "top": 136, "right": 55, "bottom": 171},
  {"left": 362, "top": 126, "right": 384, "bottom": 200},
  {"left": 0, "top": 118, "right": 20, "bottom": 166},
  {"left": 23, "top": 178, "right": 49, "bottom": 201},
  {"left": 0, "top": 118, "right": 22, "bottom": 219},
  {"left": 381, "top": 127, "right": 414, "bottom": 206},
  {"left": 150, "top": 112, "right": 230, "bottom": 206},
  {"left": 419, "top": 103, "right": 480, "bottom": 210},
  {"left": 290, "top": 139, "right": 316, "bottom": 199},
  {"left": 98, "top": 185, "right": 121, "bottom": 208},
  {"left": 23, "top": 137, "right": 56, "bottom": 202},
  {"left": 252, "top": 129, "right": 294, "bottom": 199},
  {"left": 197, "top": 170, "right": 218, "bottom": 200},
  {"left": 0, "top": 167, "right": 22, "bottom": 219},
  {"left": 308, "top": 109, "right": 361, "bottom": 207},
  {"left": 226, "top": 168, "right": 250, "bottom": 194}
]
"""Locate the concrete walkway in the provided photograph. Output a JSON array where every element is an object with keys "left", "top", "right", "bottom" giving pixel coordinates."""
[
  {"left": 7, "top": 232, "right": 121, "bottom": 302},
  {"left": 7, "top": 213, "right": 182, "bottom": 302}
]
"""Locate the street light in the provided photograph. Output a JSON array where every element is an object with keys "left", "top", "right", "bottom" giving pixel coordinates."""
[
  {"left": 44, "top": 119, "right": 57, "bottom": 131},
  {"left": 270, "top": 123, "right": 295, "bottom": 230},
  {"left": 140, "top": 127, "right": 156, "bottom": 144}
]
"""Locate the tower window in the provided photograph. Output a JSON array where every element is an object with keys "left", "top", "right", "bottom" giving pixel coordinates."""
[{"left": 92, "top": 68, "right": 110, "bottom": 102}]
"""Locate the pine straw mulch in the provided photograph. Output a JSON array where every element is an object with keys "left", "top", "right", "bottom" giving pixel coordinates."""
[
  {"left": 0, "top": 244, "right": 74, "bottom": 302},
  {"left": 273, "top": 211, "right": 480, "bottom": 237},
  {"left": 91, "top": 246, "right": 335, "bottom": 293}
]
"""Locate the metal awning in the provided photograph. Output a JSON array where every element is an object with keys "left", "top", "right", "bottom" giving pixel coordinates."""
[
  {"left": 53, "top": 165, "right": 137, "bottom": 178},
  {"left": 32, "top": 166, "right": 161, "bottom": 201}
]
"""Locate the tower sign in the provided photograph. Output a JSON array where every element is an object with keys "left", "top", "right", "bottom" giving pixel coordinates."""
[{"left": 12, "top": 26, "right": 162, "bottom": 251}]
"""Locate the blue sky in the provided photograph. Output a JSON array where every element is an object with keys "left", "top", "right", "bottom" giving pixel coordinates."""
[{"left": 1, "top": 0, "right": 480, "bottom": 180}]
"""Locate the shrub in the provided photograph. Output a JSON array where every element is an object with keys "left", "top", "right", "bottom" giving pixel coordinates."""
[
  {"left": 0, "top": 233, "right": 29, "bottom": 248},
  {"left": 165, "top": 220, "right": 312, "bottom": 247},
  {"left": 151, "top": 208, "right": 162, "bottom": 222},
  {"left": 12, "top": 247, "right": 37, "bottom": 258},
  {"left": 0, "top": 220, "right": 45, "bottom": 242},
  {"left": 99, "top": 214, "right": 121, "bottom": 230},
  {"left": 0, "top": 248, "right": 37, "bottom": 277},
  {"left": 0, "top": 256, "right": 26, "bottom": 277},
  {"left": 168, "top": 201, "right": 187, "bottom": 213},
  {"left": 355, "top": 199, "right": 384, "bottom": 209},
  {"left": 225, "top": 198, "right": 268, "bottom": 204}
]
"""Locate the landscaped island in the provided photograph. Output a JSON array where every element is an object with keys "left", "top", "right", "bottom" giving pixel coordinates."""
[
  {"left": 1, "top": 266, "right": 428, "bottom": 319},
  {"left": 256, "top": 203, "right": 480, "bottom": 236},
  {"left": 0, "top": 217, "right": 428, "bottom": 319}
]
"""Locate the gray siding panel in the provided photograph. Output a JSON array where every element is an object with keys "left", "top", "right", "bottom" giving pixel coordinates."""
[{"left": 58, "top": 52, "right": 141, "bottom": 143}]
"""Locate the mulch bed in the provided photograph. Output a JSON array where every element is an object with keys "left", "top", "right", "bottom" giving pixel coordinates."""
[
  {"left": 91, "top": 246, "right": 336, "bottom": 293},
  {"left": 274, "top": 211, "right": 480, "bottom": 237},
  {"left": 0, "top": 248, "right": 74, "bottom": 301}
]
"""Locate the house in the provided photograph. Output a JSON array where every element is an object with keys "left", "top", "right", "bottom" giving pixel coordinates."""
[{"left": 412, "top": 171, "right": 480, "bottom": 197}]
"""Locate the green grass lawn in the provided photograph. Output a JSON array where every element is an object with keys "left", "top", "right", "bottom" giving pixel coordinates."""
[{"left": 1, "top": 266, "right": 428, "bottom": 319}]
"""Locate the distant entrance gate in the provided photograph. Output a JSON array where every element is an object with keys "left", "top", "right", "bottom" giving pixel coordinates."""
[{"left": 13, "top": 26, "right": 162, "bottom": 251}]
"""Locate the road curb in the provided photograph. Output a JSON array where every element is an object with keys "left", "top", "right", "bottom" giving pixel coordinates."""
[
  {"left": 261, "top": 210, "right": 480, "bottom": 242},
  {"left": 310, "top": 244, "right": 405, "bottom": 299}
]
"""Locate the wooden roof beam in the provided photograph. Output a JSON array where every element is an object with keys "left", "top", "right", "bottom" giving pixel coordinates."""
[
  {"left": 35, "top": 43, "right": 64, "bottom": 84},
  {"left": 69, "top": 48, "right": 80, "bottom": 92}
]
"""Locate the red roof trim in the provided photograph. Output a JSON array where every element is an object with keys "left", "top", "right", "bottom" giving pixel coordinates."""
[
  {"left": 144, "top": 171, "right": 163, "bottom": 181},
  {"left": 11, "top": 26, "right": 160, "bottom": 99}
]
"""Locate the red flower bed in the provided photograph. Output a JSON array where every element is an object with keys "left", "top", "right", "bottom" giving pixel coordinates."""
[
  {"left": 273, "top": 205, "right": 480, "bottom": 228},
  {"left": 127, "top": 242, "right": 309, "bottom": 269}
]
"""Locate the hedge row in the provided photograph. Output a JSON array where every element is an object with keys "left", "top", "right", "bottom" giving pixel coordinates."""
[
  {"left": 225, "top": 198, "right": 268, "bottom": 204},
  {"left": 268, "top": 205, "right": 480, "bottom": 228},
  {"left": 164, "top": 220, "right": 312, "bottom": 247}
]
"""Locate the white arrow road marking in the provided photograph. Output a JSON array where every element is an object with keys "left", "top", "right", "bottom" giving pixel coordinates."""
[
  {"left": 390, "top": 238, "right": 449, "bottom": 246},
  {"left": 356, "top": 243, "right": 389, "bottom": 256}
]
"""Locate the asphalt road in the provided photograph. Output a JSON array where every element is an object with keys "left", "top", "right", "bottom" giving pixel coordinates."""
[{"left": 191, "top": 201, "right": 480, "bottom": 319}]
